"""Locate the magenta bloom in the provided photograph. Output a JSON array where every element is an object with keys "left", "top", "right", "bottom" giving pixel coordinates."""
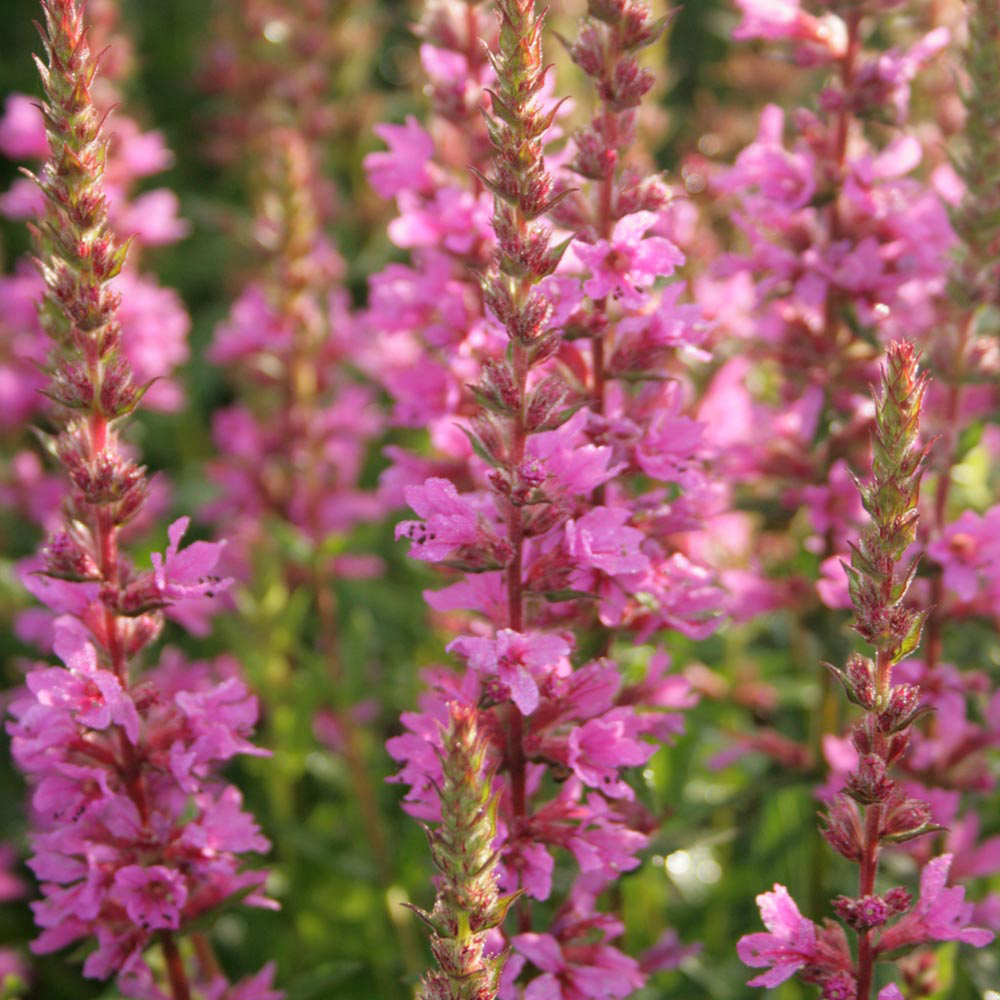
[
  {"left": 111, "top": 865, "right": 188, "bottom": 932},
  {"left": 566, "top": 711, "right": 653, "bottom": 799},
  {"left": 564, "top": 508, "right": 649, "bottom": 577},
  {"left": 151, "top": 517, "right": 231, "bottom": 603},
  {"left": 877, "top": 855, "right": 995, "bottom": 952},
  {"left": 732, "top": 0, "right": 846, "bottom": 57},
  {"left": 737, "top": 884, "right": 818, "bottom": 988},
  {"left": 396, "top": 478, "right": 485, "bottom": 563},
  {"left": 926, "top": 508, "right": 1000, "bottom": 603},
  {"left": 0, "top": 93, "right": 49, "bottom": 158},
  {"left": 719, "top": 105, "right": 816, "bottom": 211},
  {"left": 364, "top": 116, "right": 434, "bottom": 198},
  {"left": 449, "top": 629, "right": 571, "bottom": 714},
  {"left": 732, "top": 0, "right": 801, "bottom": 39},
  {"left": 574, "top": 211, "right": 684, "bottom": 308},
  {"left": 513, "top": 929, "right": 644, "bottom": 1000}
]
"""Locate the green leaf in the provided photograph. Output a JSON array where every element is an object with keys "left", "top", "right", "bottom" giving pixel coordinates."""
[
  {"left": 455, "top": 423, "right": 500, "bottom": 468},
  {"left": 541, "top": 588, "right": 597, "bottom": 602}
]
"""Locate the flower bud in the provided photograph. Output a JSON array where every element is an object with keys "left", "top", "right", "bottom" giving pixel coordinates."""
[
  {"left": 877, "top": 683, "right": 928, "bottom": 733},
  {"left": 845, "top": 753, "right": 894, "bottom": 805},
  {"left": 820, "top": 795, "right": 864, "bottom": 861},
  {"left": 412, "top": 703, "right": 518, "bottom": 1000},
  {"left": 833, "top": 893, "right": 891, "bottom": 930},
  {"left": 880, "top": 788, "right": 937, "bottom": 843}
]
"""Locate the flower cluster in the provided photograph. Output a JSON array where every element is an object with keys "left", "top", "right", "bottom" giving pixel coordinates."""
[
  {"left": 701, "top": 0, "right": 953, "bottom": 621},
  {"left": 362, "top": 0, "right": 498, "bottom": 506},
  {"left": 204, "top": 0, "right": 381, "bottom": 563},
  {"left": 2, "top": 3, "right": 278, "bottom": 997},
  {"left": 902, "top": 0, "right": 1000, "bottom": 919},
  {"left": 803, "top": 0, "right": 1000, "bottom": 955},
  {"left": 739, "top": 342, "right": 994, "bottom": 998},
  {"left": 386, "top": 0, "right": 717, "bottom": 995},
  {"left": 10, "top": 637, "right": 274, "bottom": 986},
  {"left": 206, "top": 128, "right": 381, "bottom": 559}
]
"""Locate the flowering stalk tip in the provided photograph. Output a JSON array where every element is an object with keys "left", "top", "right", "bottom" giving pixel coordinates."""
[
  {"left": 844, "top": 340, "right": 931, "bottom": 670},
  {"left": 412, "top": 703, "right": 516, "bottom": 1000}
]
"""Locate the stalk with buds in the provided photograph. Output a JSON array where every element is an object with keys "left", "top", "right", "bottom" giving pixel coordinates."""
[
  {"left": 475, "top": 0, "right": 570, "bottom": 825},
  {"left": 391, "top": 0, "right": 704, "bottom": 994},
  {"left": 738, "top": 342, "right": 993, "bottom": 999},
  {"left": 412, "top": 704, "right": 517, "bottom": 1000},
  {"left": 6, "top": 4, "right": 278, "bottom": 997}
]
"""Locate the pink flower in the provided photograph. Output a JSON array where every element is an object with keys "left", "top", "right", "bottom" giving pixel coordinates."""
[
  {"left": 574, "top": 212, "right": 684, "bottom": 308},
  {"left": 108, "top": 120, "right": 173, "bottom": 178},
  {"left": 817, "top": 554, "right": 852, "bottom": 610},
  {"left": 449, "top": 629, "right": 571, "bottom": 714},
  {"left": 565, "top": 795, "right": 648, "bottom": 880},
  {"left": 635, "top": 406, "right": 706, "bottom": 484},
  {"left": 732, "top": 0, "right": 846, "bottom": 56},
  {"left": 527, "top": 412, "right": 621, "bottom": 497},
  {"left": 732, "top": 0, "right": 800, "bottom": 38},
  {"left": 150, "top": 518, "right": 231, "bottom": 604},
  {"left": 116, "top": 271, "right": 191, "bottom": 412},
  {"left": 396, "top": 478, "right": 488, "bottom": 563},
  {"left": 513, "top": 930, "right": 644, "bottom": 1000},
  {"left": 719, "top": 105, "right": 816, "bottom": 211},
  {"left": 0, "top": 93, "right": 49, "bottom": 158},
  {"left": 115, "top": 188, "right": 189, "bottom": 246},
  {"left": 877, "top": 855, "right": 995, "bottom": 952},
  {"left": 737, "top": 884, "right": 818, "bottom": 988},
  {"left": 927, "top": 509, "right": 1000, "bottom": 603},
  {"left": 515, "top": 841, "right": 554, "bottom": 901},
  {"left": 110, "top": 865, "right": 188, "bottom": 931},
  {"left": 27, "top": 618, "right": 140, "bottom": 742},
  {"left": 364, "top": 116, "right": 434, "bottom": 198},
  {"left": 565, "top": 507, "right": 649, "bottom": 577},
  {"left": 801, "top": 459, "right": 864, "bottom": 546},
  {"left": 566, "top": 709, "right": 653, "bottom": 799}
]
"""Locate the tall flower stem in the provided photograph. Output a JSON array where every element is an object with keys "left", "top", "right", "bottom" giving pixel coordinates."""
[
  {"left": 837, "top": 341, "right": 933, "bottom": 998},
  {"left": 924, "top": 0, "right": 1000, "bottom": 674},
  {"left": 161, "top": 934, "right": 192, "bottom": 1000},
  {"left": 480, "top": 0, "right": 566, "bottom": 880},
  {"left": 8, "top": 3, "right": 276, "bottom": 996}
]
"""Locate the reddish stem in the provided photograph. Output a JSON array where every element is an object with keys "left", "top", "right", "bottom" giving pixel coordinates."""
[
  {"left": 855, "top": 800, "right": 883, "bottom": 999},
  {"left": 589, "top": 118, "right": 616, "bottom": 508},
  {"left": 160, "top": 933, "right": 192, "bottom": 1000},
  {"left": 191, "top": 931, "right": 223, "bottom": 982}
]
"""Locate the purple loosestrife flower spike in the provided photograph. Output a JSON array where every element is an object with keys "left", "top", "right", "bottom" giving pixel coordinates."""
[
  {"left": 413, "top": 703, "right": 518, "bottom": 1000},
  {"left": 476, "top": 0, "right": 566, "bottom": 844},
  {"left": 31, "top": 0, "right": 147, "bottom": 535},
  {"left": 5, "top": 4, "right": 279, "bottom": 997},
  {"left": 741, "top": 342, "right": 994, "bottom": 999},
  {"left": 843, "top": 340, "right": 931, "bottom": 670},
  {"left": 33, "top": 0, "right": 132, "bottom": 399},
  {"left": 834, "top": 341, "right": 932, "bottom": 1000},
  {"left": 389, "top": 2, "right": 704, "bottom": 993}
]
